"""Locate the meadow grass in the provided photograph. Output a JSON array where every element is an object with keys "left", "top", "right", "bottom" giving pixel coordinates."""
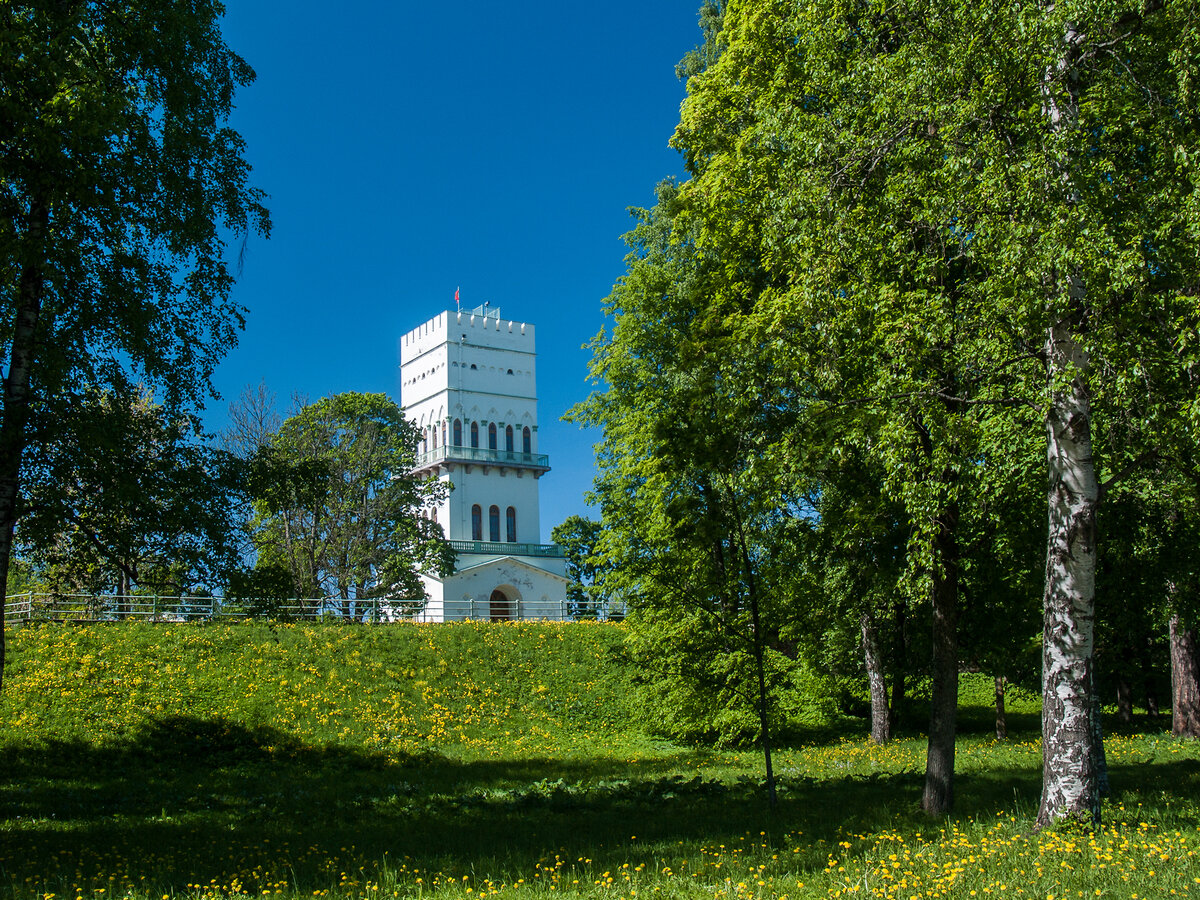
[{"left": 0, "top": 621, "right": 1197, "bottom": 900}]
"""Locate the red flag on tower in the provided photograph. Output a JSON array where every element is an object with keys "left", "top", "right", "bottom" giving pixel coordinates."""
[{"left": 455, "top": 286, "right": 460, "bottom": 310}]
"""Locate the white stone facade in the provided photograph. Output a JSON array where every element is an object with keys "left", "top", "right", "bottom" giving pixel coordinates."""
[{"left": 399, "top": 307, "right": 569, "bottom": 621}]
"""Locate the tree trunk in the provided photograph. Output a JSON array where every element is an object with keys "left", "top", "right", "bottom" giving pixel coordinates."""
[
  {"left": 890, "top": 670, "right": 905, "bottom": 734},
  {"left": 1036, "top": 320, "right": 1101, "bottom": 829},
  {"left": 862, "top": 611, "right": 891, "bottom": 744},
  {"left": 890, "top": 602, "right": 907, "bottom": 733},
  {"left": 995, "top": 675, "right": 1008, "bottom": 740},
  {"left": 729, "top": 489, "right": 776, "bottom": 809},
  {"left": 1116, "top": 674, "right": 1134, "bottom": 724},
  {"left": 117, "top": 569, "right": 131, "bottom": 618},
  {"left": 0, "top": 202, "right": 49, "bottom": 693},
  {"left": 1092, "top": 669, "right": 1109, "bottom": 795},
  {"left": 922, "top": 501, "right": 959, "bottom": 817},
  {"left": 1171, "top": 613, "right": 1200, "bottom": 738}
]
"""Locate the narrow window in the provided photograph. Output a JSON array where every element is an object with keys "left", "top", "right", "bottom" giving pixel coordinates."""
[
  {"left": 453, "top": 419, "right": 462, "bottom": 446},
  {"left": 506, "top": 507, "right": 516, "bottom": 543},
  {"left": 488, "top": 505, "right": 501, "bottom": 542},
  {"left": 442, "top": 422, "right": 447, "bottom": 447},
  {"left": 488, "top": 423, "right": 497, "bottom": 450},
  {"left": 470, "top": 421, "right": 479, "bottom": 448},
  {"left": 471, "top": 505, "right": 482, "bottom": 541},
  {"left": 432, "top": 426, "right": 437, "bottom": 450},
  {"left": 505, "top": 425, "right": 514, "bottom": 452},
  {"left": 522, "top": 426, "right": 531, "bottom": 454}
]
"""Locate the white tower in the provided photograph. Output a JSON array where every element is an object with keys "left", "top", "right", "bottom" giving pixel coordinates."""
[{"left": 399, "top": 306, "right": 568, "bottom": 620}]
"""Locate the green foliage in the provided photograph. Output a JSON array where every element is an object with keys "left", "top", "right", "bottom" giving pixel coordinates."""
[
  {"left": 574, "top": 178, "right": 815, "bottom": 783},
  {"left": 16, "top": 381, "right": 241, "bottom": 595},
  {"left": 247, "top": 392, "right": 454, "bottom": 609},
  {"left": 627, "top": 617, "right": 842, "bottom": 745},
  {"left": 0, "top": 0, "right": 270, "bottom": 407},
  {"left": 225, "top": 562, "right": 297, "bottom": 618},
  {"left": 550, "top": 514, "right": 606, "bottom": 618},
  {"left": 2, "top": 556, "right": 43, "bottom": 596}
]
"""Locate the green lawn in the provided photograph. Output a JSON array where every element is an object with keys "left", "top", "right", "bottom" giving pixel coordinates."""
[{"left": 0, "top": 622, "right": 1196, "bottom": 900}]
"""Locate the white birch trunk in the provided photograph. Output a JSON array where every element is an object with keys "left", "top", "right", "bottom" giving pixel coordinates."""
[
  {"left": 1036, "top": 320, "right": 1101, "bottom": 827},
  {"left": 1034, "top": 13, "right": 1104, "bottom": 829}
]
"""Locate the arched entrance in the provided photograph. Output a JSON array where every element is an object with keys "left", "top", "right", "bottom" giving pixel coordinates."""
[{"left": 489, "top": 588, "right": 513, "bottom": 621}]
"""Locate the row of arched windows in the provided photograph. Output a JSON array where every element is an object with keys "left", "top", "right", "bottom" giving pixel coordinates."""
[
  {"left": 470, "top": 504, "right": 518, "bottom": 543},
  {"left": 423, "top": 420, "right": 532, "bottom": 455}
]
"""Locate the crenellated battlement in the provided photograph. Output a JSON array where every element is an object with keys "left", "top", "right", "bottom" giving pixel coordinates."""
[{"left": 402, "top": 309, "right": 535, "bottom": 361}]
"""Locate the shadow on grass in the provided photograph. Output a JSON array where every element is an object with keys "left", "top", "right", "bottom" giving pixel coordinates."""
[{"left": 0, "top": 716, "right": 1197, "bottom": 894}]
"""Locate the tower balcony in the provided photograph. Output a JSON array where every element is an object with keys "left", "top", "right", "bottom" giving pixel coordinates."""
[
  {"left": 448, "top": 539, "right": 565, "bottom": 558},
  {"left": 411, "top": 445, "right": 550, "bottom": 476}
]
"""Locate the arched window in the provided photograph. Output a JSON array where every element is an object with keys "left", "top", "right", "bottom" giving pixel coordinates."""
[
  {"left": 470, "top": 421, "right": 479, "bottom": 448},
  {"left": 471, "top": 505, "right": 482, "bottom": 541},
  {"left": 429, "top": 507, "right": 437, "bottom": 524},
  {"left": 432, "top": 425, "right": 437, "bottom": 450},
  {"left": 442, "top": 422, "right": 447, "bottom": 447},
  {"left": 488, "top": 423, "right": 497, "bottom": 450},
  {"left": 506, "top": 507, "right": 516, "bottom": 543},
  {"left": 489, "top": 505, "right": 501, "bottom": 542},
  {"left": 421, "top": 428, "right": 428, "bottom": 454},
  {"left": 522, "top": 426, "right": 531, "bottom": 454},
  {"left": 453, "top": 419, "right": 462, "bottom": 446},
  {"left": 505, "top": 425, "right": 514, "bottom": 452}
]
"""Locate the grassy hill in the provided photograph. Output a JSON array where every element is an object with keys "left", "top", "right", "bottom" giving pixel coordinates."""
[
  {"left": 0, "top": 621, "right": 1198, "bottom": 900},
  {"left": 1, "top": 620, "right": 636, "bottom": 759}
]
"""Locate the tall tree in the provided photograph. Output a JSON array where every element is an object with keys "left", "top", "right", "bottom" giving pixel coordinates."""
[
  {"left": 249, "top": 392, "right": 454, "bottom": 614},
  {"left": 575, "top": 175, "right": 837, "bottom": 803},
  {"left": 0, "top": 2, "right": 270, "bottom": 687}
]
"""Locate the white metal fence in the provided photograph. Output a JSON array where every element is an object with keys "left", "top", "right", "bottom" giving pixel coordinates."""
[{"left": 1, "top": 593, "right": 581, "bottom": 625}]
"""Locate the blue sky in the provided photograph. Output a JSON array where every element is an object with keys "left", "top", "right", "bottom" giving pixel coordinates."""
[{"left": 210, "top": 1, "right": 700, "bottom": 541}]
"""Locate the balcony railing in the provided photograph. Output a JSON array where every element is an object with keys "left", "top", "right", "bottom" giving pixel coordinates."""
[
  {"left": 413, "top": 445, "right": 549, "bottom": 470},
  {"left": 449, "top": 540, "right": 565, "bottom": 558}
]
